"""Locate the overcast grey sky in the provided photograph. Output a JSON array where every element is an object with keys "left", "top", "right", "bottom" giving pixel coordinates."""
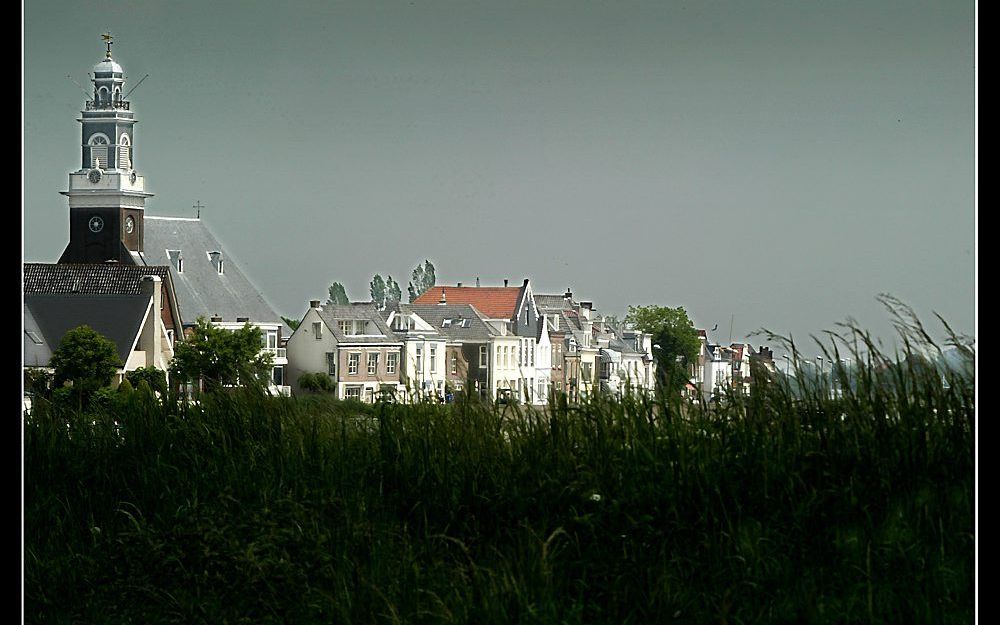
[{"left": 24, "top": 0, "right": 975, "bottom": 349}]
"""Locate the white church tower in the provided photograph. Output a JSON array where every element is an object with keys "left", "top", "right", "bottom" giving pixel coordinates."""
[{"left": 59, "top": 33, "right": 152, "bottom": 264}]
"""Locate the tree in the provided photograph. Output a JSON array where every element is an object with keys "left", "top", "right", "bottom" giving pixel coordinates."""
[
  {"left": 169, "top": 318, "right": 273, "bottom": 393},
  {"left": 298, "top": 372, "right": 335, "bottom": 393},
  {"left": 626, "top": 305, "right": 701, "bottom": 395},
  {"left": 125, "top": 366, "right": 168, "bottom": 396},
  {"left": 385, "top": 276, "right": 402, "bottom": 308},
  {"left": 370, "top": 274, "right": 387, "bottom": 310},
  {"left": 48, "top": 325, "right": 122, "bottom": 406},
  {"left": 327, "top": 282, "right": 349, "bottom": 305},
  {"left": 407, "top": 260, "right": 437, "bottom": 302},
  {"left": 282, "top": 316, "right": 301, "bottom": 331}
]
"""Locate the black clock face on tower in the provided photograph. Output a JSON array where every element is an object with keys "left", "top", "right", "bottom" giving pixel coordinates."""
[
  {"left": 125, "top": 216, "right": 134, "bottom": 234},
  {"left": 88, "top": 216, "right": 104, "bottom": 233},
  {"left": 88, "top": 169, "right": 102, "bottom": 184}
]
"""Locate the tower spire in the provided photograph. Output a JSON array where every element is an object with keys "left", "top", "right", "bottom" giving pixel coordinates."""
[{"left": 102, "top": 32, "right": 113, "bottom": 59}]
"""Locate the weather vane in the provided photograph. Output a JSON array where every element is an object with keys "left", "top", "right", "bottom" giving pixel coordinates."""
[{"left": 102, "top": 32, "right": 113, "bottom": 59}]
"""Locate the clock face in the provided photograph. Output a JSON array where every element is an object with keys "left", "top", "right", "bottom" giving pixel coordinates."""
[
  {"left": 88, "top": 169, "right": 102, "bottom": 184},
  {"left": 88, "top": 216, "right": 104, "bottom": 233},
  {"left": 125, "top": 216, "right": 134, "bottom": 234}
]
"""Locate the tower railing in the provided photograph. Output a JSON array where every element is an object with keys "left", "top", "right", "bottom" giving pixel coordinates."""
[{"left": 85, "top": 100, "right": 130, "bottom": 111}]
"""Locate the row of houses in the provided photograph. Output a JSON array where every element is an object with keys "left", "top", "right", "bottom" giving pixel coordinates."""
[
  {"left": 285, "top": 280, "right": 658, "bottom": 404},
  {"left": 24, "top": 39, "right": 773, "bottom": 405}
]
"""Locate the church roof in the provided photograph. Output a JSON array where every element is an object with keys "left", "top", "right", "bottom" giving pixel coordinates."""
[
  {"left": 139, "top": 216, "right": 289, "bottom": 334},
  {"left": 23, "top": 262, "right": 171, "bottom": 295},
  {"left": 24, "top": 293, "right": 151, "bottom": 366}
]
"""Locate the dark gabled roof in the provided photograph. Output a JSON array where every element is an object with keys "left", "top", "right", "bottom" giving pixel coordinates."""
[
  {"left": 316, "top": 303, "right": 400, "bottom": 344},
  {"left": 139, "top": 216, "right": 288, "bottom": 333},
  {"left": 23, "top": 304, "right": 52, "bottom": 368},
  {"left": 408, "top": 304, "right": 500, "bottom": 342},
  {"left": 24, "top": 293, "right": 152, "bottom": 365},
  {"left": 24, "top": 262, "right": 171, "bottom": 295}
]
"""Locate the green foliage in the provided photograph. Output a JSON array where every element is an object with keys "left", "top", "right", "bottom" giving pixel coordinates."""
[
  {"left": 370, "top": 274, "right": 387, "bottom": 310},
  {"left": 25, "top": 307, "right": 974, "bottom": 624},
  {"left": 125, "top": 367, "right": 167, "bottom": 396},
  {"left": 407, "top": 259, "right": 436, "bottom": 302},
  {"left": 117, "top": 379, "right": 134, "bottom": 395},
  {"left": 24, "top": 368, "right": 52, "bottom": 398},
  {"left": 385, "top": 276, "right": 402, "bottom": 308},
  {"left": 626, "top": 304, "right": 701, "bottom": 394},
  {"left": 298, "top": 372, "right": 335, "bottom": 393},
  {"left": 48, "top": 325, "right": 121, "bottom": 406},
  {"left": 169, "top": 317, "right": 273, "bottom": 393},
  {"left": 281, "top": 316, "right": 301, "bottom": 331},
  {"left": 327, "top": 282, "right": 349, "bottom": 305}
]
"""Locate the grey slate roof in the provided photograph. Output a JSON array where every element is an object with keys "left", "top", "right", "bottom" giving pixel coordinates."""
[
  {"left": 408, "top": 304, "right": 500, "bottom": 342},
  {"left": 138, "top": 217, "right": 288, "bottom": 334},
  {"left": 23, "top": 304, "right": 52, "bottom": 368},
  {"left": 24, "top": 262, "right": 172, "bottom": 295},
  {"left": 25, "top": 293, "right": 151, "bottom": 366},
  {"left": 316, "top": 303, "right": 401, "bottom": 344}
]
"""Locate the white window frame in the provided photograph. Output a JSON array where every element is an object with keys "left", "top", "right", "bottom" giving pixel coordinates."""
[
  {"left": 367, "top": 352, "right": 379, "bottom": 376},
  {"left": 327, "top": 352, "right": 337, "bottom": 376},
  {"left": 430, "top": 346, "right": 437, "bottom": 371},
  {"left": 312, "top": 321, "right": 322, "bottom": 340},
  {"left": 416, "top": 346, "right": 423, "bottom": 372},
  {"left": 348, "top": 352, "right": 360, "bottom": 375},
  {"left": 479, "top": 345, "right": 488, "bottom": 368},
  {"left": 386, "top": 352, "right": 398, "bottom": 374}
]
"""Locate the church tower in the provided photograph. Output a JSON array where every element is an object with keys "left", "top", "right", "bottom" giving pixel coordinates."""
[{"left": 59, "top": 34, "right": 152, "bottom": 265}]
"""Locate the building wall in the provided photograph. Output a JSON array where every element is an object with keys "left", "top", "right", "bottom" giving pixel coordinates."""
[{"left": 286, "top": 308, "right": 338, "bottom": 396}]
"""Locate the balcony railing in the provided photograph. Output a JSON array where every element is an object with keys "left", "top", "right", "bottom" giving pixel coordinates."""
[
  {"left": 86, "top": 100, "right": 130, "bottom": 111},
  {"left": 264, "top": 347, "right": 287, "bottom": 359}
]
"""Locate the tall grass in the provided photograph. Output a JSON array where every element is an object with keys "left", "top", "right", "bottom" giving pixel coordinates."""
[{"left": 25, "top": 307, "right": 974, "bottom": 624}]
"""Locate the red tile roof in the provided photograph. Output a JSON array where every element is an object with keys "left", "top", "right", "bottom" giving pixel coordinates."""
[{"left": 414, "top": 286, "right": 522, "bottom": 319}]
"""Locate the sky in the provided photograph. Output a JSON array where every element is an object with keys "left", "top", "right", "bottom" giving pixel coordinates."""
[{"left": 24, "top": 0, "right": 975, "bottom": 353}]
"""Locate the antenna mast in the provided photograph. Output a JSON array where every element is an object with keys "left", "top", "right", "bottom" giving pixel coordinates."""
[{"left": 123, "top": 73, "right": 150, "bottom": 99}]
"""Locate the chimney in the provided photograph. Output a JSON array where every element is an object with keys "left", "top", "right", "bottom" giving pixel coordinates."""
[
  {"left": 140, "top": 275, "right": 163, "bottom": 368},
  {"left": 439, "top": 288, "right": 447, "bottom": 305},
  {"left": 552, "top": 313, "right": 559, "bottom": 331},
  {"left": 504, "top": 279, "right": 509, "bottom": 287},
  {"left": 476, "top": 276, "right": 480, "bottom": 287},
  {"left": 564, "top": 287, "right": 572, "bottom": 301},
  {"left": 310, "top": 299, "right": 321, "bottom": 309},
  {"left": 457, "top": 282, "right": 462, "bottom": 287},
  {"left": 523, "top": 278, "right": 529, "bottom": 287}
]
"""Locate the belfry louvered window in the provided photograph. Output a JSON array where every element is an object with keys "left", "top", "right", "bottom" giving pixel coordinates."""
[
  {"left": 89, "top": 134, "right": 109, "bottom": 169},
  {"left": 119, "top": 134, "right": 131, "bottom": 169}
]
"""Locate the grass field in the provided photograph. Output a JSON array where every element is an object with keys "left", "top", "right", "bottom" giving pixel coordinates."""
[{"left": 24, "top": 319, "right": 974, "bottom": 624}]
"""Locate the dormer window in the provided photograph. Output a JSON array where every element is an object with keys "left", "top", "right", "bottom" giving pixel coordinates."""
[
  {"left": 442, "top": 319, "right": 452, "bottom": 328},
  {"left": 167, "top": 249, "right": 183, "bottom": 273},
  {"left": 88, "top": 134, "right": 109, "bottom": 169},
  {"left": 208, "top": 251, "right": 223, "bottom": 274}
]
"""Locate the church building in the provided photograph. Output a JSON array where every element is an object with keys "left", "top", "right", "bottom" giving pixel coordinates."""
[{"left": 33, "top": 35, "right": 289, "bottom": 393}]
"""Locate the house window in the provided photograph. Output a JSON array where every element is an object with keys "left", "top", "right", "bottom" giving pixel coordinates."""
[
  {"left": 582, "top": 362, "right": 592, "bottom": 381},
  {"left": 339, "top": 321, "right": 350, "bottom": 334},
  {"left": 416, "top": 346, "right": 423, "bottom": 372},
  {"left": 368, "top": 352, "right": 379, "bottom": 375},
  {"left": 345, "top": 386, "right": 361, "bottom": 400},
  {"left": 166, "top": 329, "right": 174, "bottom": 347},
  {"left": 312, "top": 322, "right": 322, "bottom": 339},
  {"left": 430, "top": 346, "right": 437, "bottom": 371},
  {"left": 348, "top": 352, "right": 360, "bottom": 375},
  {"left": 529, "top": 342, "right": 534, "bottom": 367},
  {"left": 496, "top": 346, "right": 501, "bottom": 367},
  {"left": 327, "top": 352, "right": 337, "bottom": 376},
  {"left": 442, "top": 319, "right": 452, "bottom": 327},
  {"left": 272, "top": 366, "right": 284, "bottom": 386},
  {"left": 479, "top": 345, "right": 488, "bottom": 368},
  {"left": 386, "top": 352, "right": 398, "bottom": 374},
  {"left": 450, "top": 354, "right": 458, "bottom": 375},
  {"left": 266, "top": 330, "right": 278, "bottom": 349}
]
